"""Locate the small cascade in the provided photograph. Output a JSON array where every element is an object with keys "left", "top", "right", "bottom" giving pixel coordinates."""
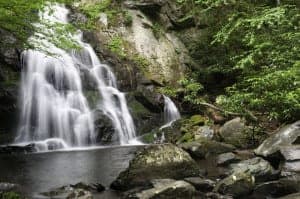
[
  {"left": 160, "top": 95, "right": 181, "bottom": 129},
  {"left": 15, "top": 4, "right": 139, "bottom": 150}
]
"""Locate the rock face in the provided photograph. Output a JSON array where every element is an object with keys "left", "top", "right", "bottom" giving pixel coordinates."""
[
  {"left": 255, "top": 121, "right": 300, "bottom": 157},
  {"left": 219, "top": 117, "right": 251, "bottom": 148},
  {"left": 111, "top": 144, "right": 202, "bottom": 191},
  {"left": 0, "top": 29, "right": 22, "bottom": 144},
  {"left": 180, "top": 140, "right": 235, "bottom": 159},
  {"left": 125, "top": 179, "right": 196, "bottom": 199},
  {"left": 214, "top": 172, "right": 255, "bottom": 198}
]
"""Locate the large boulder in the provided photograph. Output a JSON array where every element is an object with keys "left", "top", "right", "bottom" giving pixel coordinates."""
[
  {"left": 111, "top": 144, "right": 202, "bottom": 191},
  {"left": 214, "top": 172, "right": 255, "bottom": 198},
  {"left": 125, "top": 179, "right": 196, "bottom": 199},
  {"left": 252, "top": 178, "right": 300, "bottom": 198},
  {"left": 219, "top": 117, "right": 251, "bottom": 148},
  {"left": 180, "top": 140, "right": 235, "bottom": 159},
  {"left": 255, "top": 121, "right": 300, "bottom": 158},
  {"left": 229, "top": 157, "right": 278, "bottom": 183}
]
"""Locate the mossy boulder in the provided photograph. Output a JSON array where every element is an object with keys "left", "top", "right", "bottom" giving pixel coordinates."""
[
  {"left": 214, "top": 172, "right": 255, "bottom": 198},
  {"left": 219, "top": 117, "right": 252, "bottom": 148},
  {"left": 110, "top": 144, "right": 202, "bottom": 191},
  {"left": 179, "top": 139, "right": 235, "bottom": 159}
]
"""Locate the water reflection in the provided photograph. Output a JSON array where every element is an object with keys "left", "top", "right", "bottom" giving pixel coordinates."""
[{"left": 0, "top": 146, "right": 138, "bottom": 198}]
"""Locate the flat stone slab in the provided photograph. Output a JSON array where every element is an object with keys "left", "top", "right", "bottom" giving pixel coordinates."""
[{"left": 280, "top": 145, "right": 300, "bottom": 161}]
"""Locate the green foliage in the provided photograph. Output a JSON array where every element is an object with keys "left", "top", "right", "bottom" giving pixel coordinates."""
[
  {"left": 151, "top": 23, "right": 163, "bottom": 39},
  {"left": 0, "top": 192, "right": 21, "bottom": 199},
  {"left": 160, "top": 77, "right": 204, "bottom": 106},
  {"left": 0, "top": 0, "right": 79, "bottom": 50},
  {"left": 108, "top": 36, "right": 127, "bottom": 58},
  {"left": 175, "top": 0, "right": 299, "bottom": 123},
  {"left": 124, "top": 11, "right": 133, "bottom": 26},
  {"left": 212, "top": 4, "right": 300, "bottom": 121}
]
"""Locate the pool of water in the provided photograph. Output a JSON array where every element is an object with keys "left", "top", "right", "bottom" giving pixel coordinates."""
[{"left": 0, "top": 146, "right": 140, "bottom": 198}]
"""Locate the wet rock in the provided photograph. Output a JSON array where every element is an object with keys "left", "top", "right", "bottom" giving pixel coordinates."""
[
  {"left": 217, "top": 152, "right": 241, "bottom": 166},
  {"left": 184, "top": 177, "right": 215, "bottom": 192},
  {"left": 180, "top": 140, "right": 235, "bottom": 159},
  {"left": 111, "top": 144, "right": 202, "bottom": 191},
  {"left": 219, "top": 117, "right": 251, "bottom": 148},
  {"left": 255, "top": 121, "right": 300, "bottom": 157},
  {"left": 0, "top": 144, "right": 36, "bottom": 154},
  {"left": 71, "top": 182, "right": 105, "bottom": 192},
  {"left": 253, "top": 178, "right": 300, "bottom": 198},
  {"left": 214, "top": 172, "right": 255, "bottom": 198},
  {"left": 41, "top": 185, "right": 93, "bottom": 199},
  {"left": 229, "top": 157, "right": 278, "bottom": 182},
  {"left": 125, "top": 179, "right": 195, "bottom": 199},
  {"left": 93, "top": 110, "right": 116, "bottom": 143}
]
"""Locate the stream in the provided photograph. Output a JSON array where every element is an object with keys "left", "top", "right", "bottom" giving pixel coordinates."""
[{"left": 0, "top": 146, "right": 140, "bottom": 198}]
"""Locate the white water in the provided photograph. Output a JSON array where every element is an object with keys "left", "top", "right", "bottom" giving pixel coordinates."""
[
  {"left": 160, "top": 95, "right": 181, "bottom": 129},
  {"left": 15, "top": 4, "right": 138, "bottom": 150}
]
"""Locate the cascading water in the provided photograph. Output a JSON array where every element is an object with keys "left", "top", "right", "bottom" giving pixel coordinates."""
[
  {"left": 15, "top": 4, "right": 138, "bottom": 150},
  {"left": 160, "top": 95, "right": 181, "bottom": 130}
]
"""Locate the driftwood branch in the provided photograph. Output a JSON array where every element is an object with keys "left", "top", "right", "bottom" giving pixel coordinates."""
[{"left": 199, "top": 102, "right": 258, "bottom": 121}]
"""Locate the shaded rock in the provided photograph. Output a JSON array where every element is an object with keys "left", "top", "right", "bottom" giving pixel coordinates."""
[
  {"left": 279, "top": 192, "right": 300, "bottom": 199},
  {"left": 255, "top": 121, "right": 300, "bottom": 157},
  {"left": 219, "top": 117, "right": 251, "bottom": 148},
  {"left": 253, "top": 178, "right": 300, "bottom": 198},
  {"left": 214, "top": 172, "right": 255, "bottom": 198},
  {"left": 180, "top": 140, "right": 235, "bottom": 159},
  {"left": 111, "top": 144, "right": 202, "bottom": 191},
  {"left": 184, "top": 177, "right": 215, "bottom": 192},
  {"left": 93, "top": 110, "right": 116, "bottom": 144},
  {"left": 0, "top": 144, "right": 36, "bottom": 154},
  {"left": 125, "top": 179, "right": 196, "bottom": 199},
  {"left": 124, "top": 0, "right": 166, "bottom": 11},
  {"left": 205, "top": 192, "right": 233, "bottom": 199},
  {"left": 217, "top": 152, "right": 241, "bottom": 166},
  {"left": 71, "top": 182, "right": 105, "bottom": 192},
  {"left": 229, "top": 157, "right": 278, "bottom": 182},
  {"left": 0, "top": 183, "right": 18, "bottom": 192}
]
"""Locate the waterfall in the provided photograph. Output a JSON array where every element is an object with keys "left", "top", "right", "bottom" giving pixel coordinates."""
[
  {"left": 160, "top": 95, "right": 181, "bottom": 129},
  {"left": 15, "top": 4, "right": 138, "bottom": 150}
]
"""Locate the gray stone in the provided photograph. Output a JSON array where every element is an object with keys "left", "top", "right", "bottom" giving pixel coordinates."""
[
  {"left": 184, "top": 177, "right": 215, "bottom": 192},
  {"left": 219, "top": 117, "right": 251, "bottom": 147},
  {"left": 180, "top": 140, "right": 235, "bottom": 159},
  {"left": 280, "top": 145, "right": 300, "bottom": 161},
  {"left": 217, "top": 152, "right": 240, "bottom": 166},
  {"left": 214, "top": 172, "right": 255, "bottom": 198},
  {"left": 125, "top": 179, "right": 196, "bottom": 199},
  {"left": 111, "top": 144, "right": 202, "bottom": 191},
  {"left": 194, "top": 126, "right": 214, "bottom": 140},
  {"left": 229, "top": 157, "right": 278, "bottom": 182},
  {"left": 253, "top": 178, "right": 300, "bottom": 198},
  {"left": 255, "top": 121, "right": 300, "bottom": 157}
]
